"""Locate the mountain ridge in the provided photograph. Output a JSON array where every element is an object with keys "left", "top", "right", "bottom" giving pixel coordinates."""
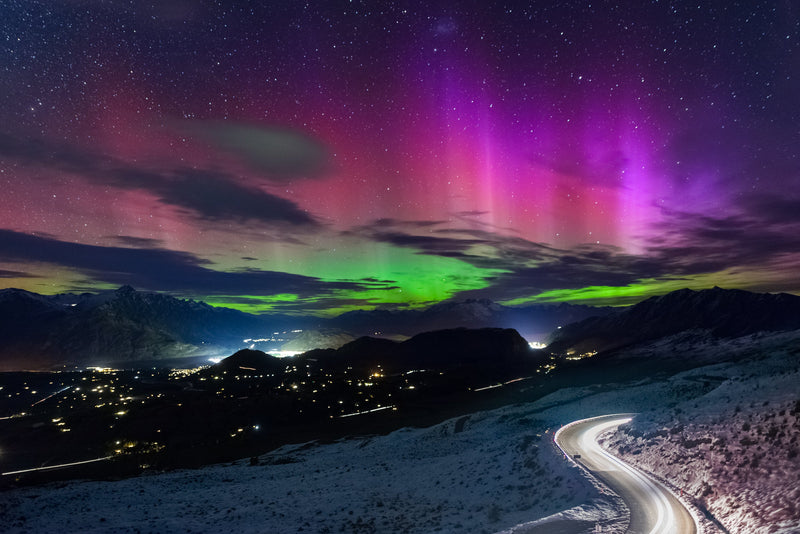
[
  {"left": 0, "top": 286, "right": 612, "bottom": 370},
  {"left": 546, "top": 286, "right": 800, "bottom": 354},
  {"left": 5, "top": 285, "right": 796, "bottom": 371},
  {"left": 213, "top": 327, "right": 543, "bottom": 380}
]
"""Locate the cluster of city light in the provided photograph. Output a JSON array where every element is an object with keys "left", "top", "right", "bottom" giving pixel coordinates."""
[
  {"left": 51, "top": 416, "right": 70, "bottom": 432},
  {"left": 2, "top": 341, "right": 561, "bottom": 477},
  {"left": 242, "top": 328, "right": 303, "bottom": 346},
  {"left": 565, "top": 350, "right": 598, "bottom": 360}
]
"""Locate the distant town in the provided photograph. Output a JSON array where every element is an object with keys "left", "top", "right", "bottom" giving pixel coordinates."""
[{"left": 0, "top": 330, "right": 573, "bottom": 482}]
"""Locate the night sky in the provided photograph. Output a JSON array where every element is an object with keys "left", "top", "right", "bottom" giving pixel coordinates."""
[{"left": 1, "top": 1, "right": 799, "bottom": 315}]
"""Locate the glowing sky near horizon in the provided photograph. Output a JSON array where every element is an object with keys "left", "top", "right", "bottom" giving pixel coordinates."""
[{"left": 1, "top": 1, "right": 799, "bottom": 315}]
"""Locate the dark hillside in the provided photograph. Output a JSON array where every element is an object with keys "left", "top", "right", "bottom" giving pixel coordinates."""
[{"left": 547, "top": 287, "right": 800, "bottom": 354}]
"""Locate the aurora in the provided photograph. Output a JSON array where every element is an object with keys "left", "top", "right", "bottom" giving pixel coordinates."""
[{"left": 1, "top": 2, "right": 798, "bottom": 315}]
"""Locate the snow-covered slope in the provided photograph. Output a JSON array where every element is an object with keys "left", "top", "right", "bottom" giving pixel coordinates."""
[
  {"left": 601, "top": 330, "right": 800, "bottom": 534},
  {"left": 547, "top": 287, "right": 800, "bottom": 354},
  {"left": 2, "top": 330, "right": 798, "bottom": 533},
  {"left": 1, "top": 402, "right": 617, "bottom": 534}
]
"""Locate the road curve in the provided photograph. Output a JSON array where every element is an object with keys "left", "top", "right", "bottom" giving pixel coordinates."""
[{"left": 555, "top": 414, "right": 698, "bottom": 534}]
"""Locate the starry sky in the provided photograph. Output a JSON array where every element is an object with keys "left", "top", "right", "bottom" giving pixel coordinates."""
[{"left": 1, "top": 1, "right": 799, "bottom": 315}]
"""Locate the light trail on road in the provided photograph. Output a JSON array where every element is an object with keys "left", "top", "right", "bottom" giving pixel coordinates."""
[
  {"left": 555, "top": 414, "right": 699, "bottom": 534},
  {"left": 1, "top": 455, "right": 113, "bottom": 477},
  {"left": 30, "top": 385, "right": 72, "bottom": 407}
]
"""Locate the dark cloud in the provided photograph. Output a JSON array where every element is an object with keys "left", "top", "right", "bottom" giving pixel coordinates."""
[
  {"left": 356, "top": 278, "right": 400, "bottom": 290},
  {"left": 358, "top": 190, "right": 800, "bottom": 303},
  {"left": 453, "top": 210, "right": 490, "bottom": 217},
  {"left": 359, "top": 277, "right": 398, "bottom": 285},
  {"left": 647, "top": 201, "right": 800, "bottom": 276},
  {"left": 0, "top": 268, "right": 38, "bottom": 278},
  {"left": 259, "top": 295, "right": 410, "bottom": 315},
  {"left": 434, "top": 229, "right": 556, "bottom": 260},
  {"left": 0, "top": 230, "right": 380, "bottom": 297},
  {"left": 352, "top": 218, "right": 661, "bottom": 300},
  {"left": 113, "top": 168, "right": 318, "bottom": 226},
  {"left": 184, "top": 121, "right": 330, "bottom": 181},
  {"left": 371, "top": 218, "right": 447, "bottom": 229},
  {"left": 352, "top": 206, "right": 800, "bottom": 305},
  {"left": 0, "top": 132, "right": 98, "bottom": 173},
  {"left": 487, "top": 253, "right": 665, "bottom": 295},
  {"left": 441, "top": 242, "right": 676, "bottom": 303},
  {"left": 111, "top": 236, "right": 166, "bottom": 248},
  {"left": 0, "top": 132, "right": 318, "bottom": 228},
  {"left": 353, "top": 220, "right": 557, "bottom": 270},
  {"left": 370, "top": 231, "right": 485, "bottom": 256},
  {"left": 738, "top": 195, "right": 800, "bottom": 225}
]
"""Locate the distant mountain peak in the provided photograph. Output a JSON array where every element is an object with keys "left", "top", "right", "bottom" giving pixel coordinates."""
[{"left": 207, "top": 348, "right": 285, "bottom": 375}]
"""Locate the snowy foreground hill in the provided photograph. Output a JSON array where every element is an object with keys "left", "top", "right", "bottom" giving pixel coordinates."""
[
  {"left": 601, "top": 330, "right": 800, "bottom": 534},
  {"left": 2, "top": 330, "right": 799, "bottom": 533}
]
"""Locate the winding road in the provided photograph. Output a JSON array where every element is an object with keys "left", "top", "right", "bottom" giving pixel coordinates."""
[{"left": 554, "top": 414, "right": 698, "bottom": 534}]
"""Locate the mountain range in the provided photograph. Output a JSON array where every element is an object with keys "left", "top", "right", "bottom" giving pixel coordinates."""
[
  {"left": 208, "top": 327, "right": 541, "bottom": 382},
  {"left": 3, "top": 284, "right": 799, "bottom": 371},
  {"left": 0, "top": 286, "right": 267, "bottom": 370},
  {"left": 0, "top": 286, "right": 608, "bottom": 370}
]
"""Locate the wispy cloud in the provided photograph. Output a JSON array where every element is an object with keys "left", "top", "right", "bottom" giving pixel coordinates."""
[
  {"left": 0, "top": 268, "right": 38, "bottom": 278},
  {"left": 0, "top": 230, "right": 381, "bottom": 297},
  {"left": 113, "top": 167, "right": 319, "bottom": 226},
  {"left": 183, "top": 121, "right": 330, "bottom": 181},
  {"left": 0, "top": 132, "right": 319, "bottom": 228},
  {"left": 351, "top": 198, "right": 800, "bottom": 304},
  {"left": 649, "top": 196, "right": 800, "bottom": 274}
]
